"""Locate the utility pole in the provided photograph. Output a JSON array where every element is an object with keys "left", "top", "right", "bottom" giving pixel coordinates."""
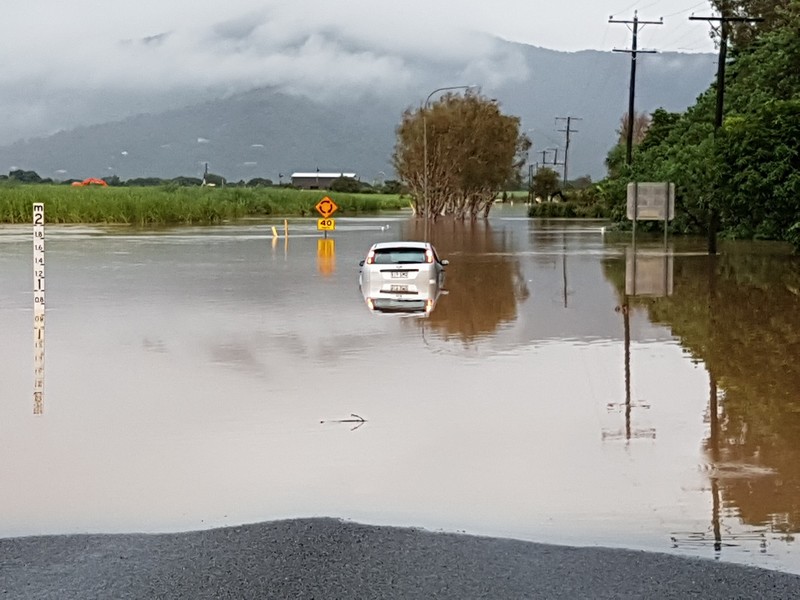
[
  {"left": 549, "top": 148, "right": 565, "bottom": 187},
  {"left": 556, "top": 116, "right": 581, "bottom": 186},
  {"left": 689, "top": 13, "right": 763, "bottom": 255},
  {"left": 609, "top": 11, "right": 662, "bottom": 165}
]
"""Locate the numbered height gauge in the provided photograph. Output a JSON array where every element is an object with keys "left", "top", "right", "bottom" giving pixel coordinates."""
[{"left": 32, "top": 203, "right": 45, "bottom": 414}]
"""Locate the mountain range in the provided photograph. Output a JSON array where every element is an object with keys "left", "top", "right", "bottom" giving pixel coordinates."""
[{"left": 0, "top": 40, "right": 717, "bottom": 183}]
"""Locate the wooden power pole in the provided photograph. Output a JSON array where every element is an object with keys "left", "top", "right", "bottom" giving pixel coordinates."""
[{"left": 609, "top": 11, "right": 662, "bottom": 166}]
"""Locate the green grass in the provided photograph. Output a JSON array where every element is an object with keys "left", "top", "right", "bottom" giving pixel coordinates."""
[
  {"left": 528, "top": 201, "right": 610, "bottom": 219},
  {"left": 0, "top": 185, "right": 410, "bottom": 225}
]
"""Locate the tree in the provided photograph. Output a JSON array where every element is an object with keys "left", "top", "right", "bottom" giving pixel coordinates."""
[
  {"left": 617, "top": 111, "right": 652, "bottom": 147},
  {"left": 330, "top": 176, "right": 362, "bottom": 193},
  {"left": 393, "top": 92, "right": 530, "bottom": 220},
  {"left": 718, "top": 100, "right": 800, "bottom": 241},
  {"left": 246, "top": 178, "right": 274, "bottom": 187},
  {"left": 9, "top": 169, "right": 43, "bottom": 184},
  {"left": 710, "top": 0, "right": 796, "bottom": 49},
  {"left": 172, "top": 176, "right": 203, "bottom": 186},
  {"left": 638, "top": 109, "right": 681, "bottom": 152},
  {"left": 203, "top": 173, "right": 226, "bottom": 187},
  {"left": 567, "top": 175, "right": 593, "bottom": 190},
  {"left": 126, "top": 177, "right": 166, "bottom": 186},
  {"left": 381, "top": 179, "right": 403, "bottom": 194},
  {"left": 531, "top": 168, "right": 560, "bottom": 201}
]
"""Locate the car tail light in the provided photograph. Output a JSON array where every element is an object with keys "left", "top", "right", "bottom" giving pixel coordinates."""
[
  {"left": 366, "top": 250, "right": 376, "bottom": 264},
  {"left": 425, "top": 249, "right": 434, "bottom": 263}
]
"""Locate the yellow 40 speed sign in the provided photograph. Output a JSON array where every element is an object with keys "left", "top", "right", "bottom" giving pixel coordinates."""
[{"left": 317, "top": 218, "right": 335, "bottom": 231}]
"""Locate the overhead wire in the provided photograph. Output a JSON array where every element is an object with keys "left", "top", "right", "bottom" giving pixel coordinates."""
[{"left": 642, "top": 1, "right": 717, "bottom": 52}]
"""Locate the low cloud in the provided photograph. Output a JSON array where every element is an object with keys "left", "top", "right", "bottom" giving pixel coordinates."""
[{"left": 0, "top": 0, "right": 531, "bottom": 143}]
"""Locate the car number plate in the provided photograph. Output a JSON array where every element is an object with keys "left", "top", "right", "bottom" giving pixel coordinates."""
[
  {"left": 390, "top": 284, "right": 408, "bottom": 292},
  {"left": 391, "top": 271, "right": 408, "bottom": 279}
]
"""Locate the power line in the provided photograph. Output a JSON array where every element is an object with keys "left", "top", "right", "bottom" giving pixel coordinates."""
[{"left": 663, "top": 1, "right": 708, "bottom": 19}]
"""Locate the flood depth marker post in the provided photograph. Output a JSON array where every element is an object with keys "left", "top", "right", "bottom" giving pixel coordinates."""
[{"left": 32, "top": 203, "right": 45, "bottom": 415}]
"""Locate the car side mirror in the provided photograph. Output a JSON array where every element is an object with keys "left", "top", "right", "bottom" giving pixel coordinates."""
[
  {"left": 359, "top": 260, "right": 365, "bottom": 267},
  {"left": 440, "top": 259, "right": 449, "bottom": 266}
]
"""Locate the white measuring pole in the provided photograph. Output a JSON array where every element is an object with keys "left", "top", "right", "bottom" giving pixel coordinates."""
[{"left": 33, "top": 203, "right": 45, "bottom": 415}]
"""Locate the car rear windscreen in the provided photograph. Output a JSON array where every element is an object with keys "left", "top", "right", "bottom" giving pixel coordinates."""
[{"left": 373, "top": 248, "right": 427, "bottom": 264}]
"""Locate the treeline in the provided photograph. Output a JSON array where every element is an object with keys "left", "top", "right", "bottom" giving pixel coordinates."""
[
  {"left": 0, "top": 169, "right": 404, "bottom": 195},
  {"left": 600, "top": 1, "right": 800, "bottom": 250},
  {"left": 1, "top": 168, "right": 273, "bottom": 188}
]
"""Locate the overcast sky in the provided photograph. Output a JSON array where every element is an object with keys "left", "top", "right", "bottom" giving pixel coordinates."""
[{"left": 0, "top": 0, "right": 718, "bottom": 143}]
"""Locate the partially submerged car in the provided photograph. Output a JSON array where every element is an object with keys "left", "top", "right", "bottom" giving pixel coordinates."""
[{"left": 358, "top": 241, "right": 448, "bottom": 315}]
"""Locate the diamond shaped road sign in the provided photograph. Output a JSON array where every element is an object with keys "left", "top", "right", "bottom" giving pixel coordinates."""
[{"left": 315, "top": 196, "right": 339, "bottom": 219}]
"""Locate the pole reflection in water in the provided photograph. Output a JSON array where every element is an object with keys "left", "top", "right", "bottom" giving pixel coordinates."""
[
  {"left": 562, "top": 232, "right": 568, "bottom": 308},
  {"left": 709, "top": 368, "right": 722, "bottom": 554},
  {"left": 604, "top": 239, "right": 674, "bottom": 443},
  {"left": 624, "top": 299, "right": 631, "bottom": 441},
  {"left": 271, "top": 228, "right": 289, "bottom": 259},
  {"left": 707, "top": 254, "right": 722, "bottom": 554},
  {"left": 317, "top": 238, "right": 336, "bottom": 277},
  {"left": 603, "top": 298, "right": 655, "bottom": 443}
]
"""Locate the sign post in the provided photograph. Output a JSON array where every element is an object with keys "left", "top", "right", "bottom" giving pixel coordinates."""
[{"left": 315, "top": 196, "right": 338, "bottom": 238}]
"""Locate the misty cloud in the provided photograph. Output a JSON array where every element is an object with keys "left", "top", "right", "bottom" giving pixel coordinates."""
[
  {"left": 0, "top": 0, "right": 714, "bottom": 145},
  {"left": 140, "top": 32, "right": 172, "bottom": 46},
  {"left": 212, "top": 13, "right": 264, "bottom": 41}
]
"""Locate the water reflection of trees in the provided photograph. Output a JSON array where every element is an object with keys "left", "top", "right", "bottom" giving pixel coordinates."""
[
  {"left": 605, "top": 247, "right": 800, "bottom": 534},
  {"left": 411, "top": 218, "right": 528, "bottom": 343}
]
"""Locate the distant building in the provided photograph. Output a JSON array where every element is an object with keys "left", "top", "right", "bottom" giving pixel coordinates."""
[{"left": 291, "top": 172, "right": 357, "bottom": 190}]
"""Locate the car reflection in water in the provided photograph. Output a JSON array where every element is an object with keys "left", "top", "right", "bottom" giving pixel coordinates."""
[{"left": 358, "top": 241, "right": 447, "bottom": 316}]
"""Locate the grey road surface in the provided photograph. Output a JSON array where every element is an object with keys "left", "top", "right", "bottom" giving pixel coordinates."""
[{"left": 2, "top": 518, "right": 799, "bottom": 599}]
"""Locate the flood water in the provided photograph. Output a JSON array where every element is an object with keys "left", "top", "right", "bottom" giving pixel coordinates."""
[{"left": 2, "top": 205, "right": 800, "bottom": 575}]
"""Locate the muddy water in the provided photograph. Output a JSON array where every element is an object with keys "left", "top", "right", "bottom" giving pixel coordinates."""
[{"left": 2, "top": 206, "right": 800, "bottom": 574}]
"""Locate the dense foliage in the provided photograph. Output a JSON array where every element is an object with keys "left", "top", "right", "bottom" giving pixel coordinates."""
[
  {"left": 600, "top": 1, "right": 800, "bottom": 249},
  {"left": 393, "top": 92, "right": 530, "bottom": 220}
]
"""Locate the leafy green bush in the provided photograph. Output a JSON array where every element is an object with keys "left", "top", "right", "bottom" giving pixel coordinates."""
[{"left": 528, "top": 201, "right": 610, "bottom": 218}]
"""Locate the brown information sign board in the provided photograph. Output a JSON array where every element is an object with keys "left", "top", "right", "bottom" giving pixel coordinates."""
[{"left": 626, "top": 182, "right": 675, "bottom": 221}]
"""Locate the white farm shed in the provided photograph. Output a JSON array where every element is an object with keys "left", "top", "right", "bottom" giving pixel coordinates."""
[{"left": 291, "top": 172, "right": 357, "bottom": 190}]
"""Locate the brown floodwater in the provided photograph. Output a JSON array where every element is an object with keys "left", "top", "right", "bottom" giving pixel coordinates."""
[{"left": 2, "top": 205, "right": 800, "bottom": 574}]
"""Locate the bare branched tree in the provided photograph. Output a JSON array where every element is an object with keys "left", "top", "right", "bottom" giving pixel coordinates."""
[
  {"left": 393, "top": 93, "right": 530, "bottom": 220},
  {"left": 617, "top": 111, "right": 652, "bottom": 146}
]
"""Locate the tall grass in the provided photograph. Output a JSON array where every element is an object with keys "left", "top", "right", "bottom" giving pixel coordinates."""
[{"left": 0, "top": 184, "right": 409, "bottom": 225}]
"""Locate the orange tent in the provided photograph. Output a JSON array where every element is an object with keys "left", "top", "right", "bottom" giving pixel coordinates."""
[{"left": 72, "top": 178, "right": 108, "bottom": 187}]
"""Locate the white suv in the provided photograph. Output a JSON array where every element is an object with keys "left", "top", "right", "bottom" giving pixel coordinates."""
[{"left": 358, "top": 241, "right": 448, "bottom": 314}]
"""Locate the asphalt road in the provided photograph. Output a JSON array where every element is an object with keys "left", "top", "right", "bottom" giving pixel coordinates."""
[{"left": 2, "top": 518, "right": 799, "bottom": 599}]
